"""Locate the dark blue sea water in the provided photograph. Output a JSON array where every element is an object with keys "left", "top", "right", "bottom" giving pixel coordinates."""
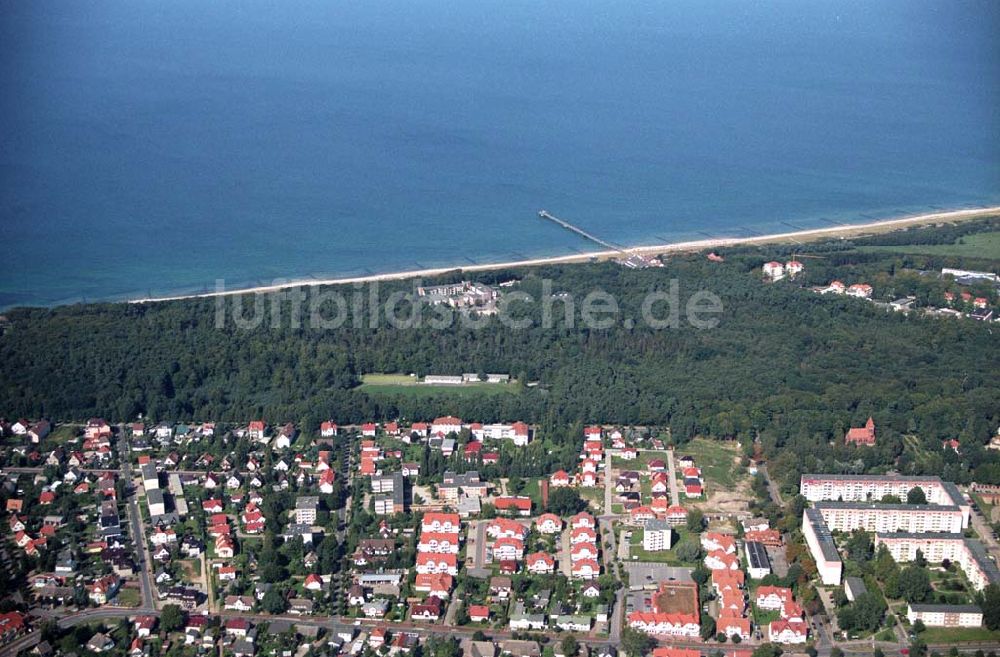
[{"left": 1, "top": 0, "right": 998, "bottom": 308}]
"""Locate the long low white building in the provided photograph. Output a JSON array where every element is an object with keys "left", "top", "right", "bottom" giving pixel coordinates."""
[
  {"left": 907, "top": 603, "right": 983, "bottom": 628},
  {"left": 800, "top": 474, "right": 969, "bottom": 528},
  {"left": 875, "top": 532, "right": 1000, "bottom": 592},
  {"left": 803, "top": 509, "right": 843, "bottom": 585}
]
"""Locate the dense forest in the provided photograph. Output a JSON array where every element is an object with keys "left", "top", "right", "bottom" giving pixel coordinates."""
[{"left": 1, "top": 221, "right": 998, "bottom": 485}]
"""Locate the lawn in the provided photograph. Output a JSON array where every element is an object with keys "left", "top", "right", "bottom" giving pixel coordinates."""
[
  {"left": 640, "top": 478, "right": 652, "bottom": 505},
  {"left": 612, "top": 450, "right": 670, "bottom": 470},
  {"left": 626, "top": 526, "right": 693, "bottom": 565},
  {"left": 858, "top": 231, "right": 1000, "bottom": 259},
  {"left": 359, "top": 373, "right": 521, "bottom": 398},
  {"left": 516, "top": 478, "right": 543, "bottom": 508},
  {"left": 48, "top": 425, "right": 79, "bottom": 444},
  {"left": 360, "top": 381, "right": 521, "bottom": 398},
  {"left": 920, "top": 626, "right": 1000, "bottom": 643},
  {"left": 361, "top": 373, "right": 419, "bottom": 386},
  {"left": 677, "top": 438, "right": 742, "bottom": 489},
  {"left": 579, "top": 487, "right": 604, "bottom": 510},
  {"left": 116, "top": 587, "right": 142, "bottom": 607}
]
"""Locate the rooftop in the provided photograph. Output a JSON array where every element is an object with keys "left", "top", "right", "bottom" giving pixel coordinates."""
[
  {"left": 745, "top": 541, "right": 771, "bottom": 569},
  {"left": 804, "top": 509, "right": 840, "bottom": 562}
]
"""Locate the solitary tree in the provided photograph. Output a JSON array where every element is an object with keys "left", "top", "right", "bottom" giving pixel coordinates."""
[
  {"left": 621, "top": 627, "right": 655, "bottom": 657},
  {"left": 907, "top": 487, "right": 928, "bottom": 505},
  {"left": 160, "top": 604, "right": 184, "bottom": 633},
  {"left": 686, "top": 508, "right": 705, "bottom": 533}
]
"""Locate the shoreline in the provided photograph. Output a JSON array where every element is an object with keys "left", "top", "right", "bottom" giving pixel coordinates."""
[{"left": 129, "top": 205, "right": 1000, "bottom": 304}]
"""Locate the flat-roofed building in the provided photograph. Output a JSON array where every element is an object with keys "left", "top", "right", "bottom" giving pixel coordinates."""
[
  {"left": 745, "top": 540, "right": 772, "bottom": 579},
  {"left": 875, "top": 532, "right": 1000, "bottom": 592},
  {"left": 803, "top": 509, "right": 842, "bottom": 585},
  {"left": 141, "top": 463, "right": 160, "bottom": 491},
  {"left": 295, "top": 496, "right": 319, "bottom": 525},
  {"left": 374, "top": 484, "right": 405, "bottom": 516},
  {"left": 844, "top": 577, "right": 868, "bottom": 602},
  {"left": 147, "top": 488, "right": 166, "bottom": 518},
  {"left": 814, "top": 501, "right": 963, "bottom": 534},
  {"left": 643, "top": 519, "right": 673, "bottom": 552},
  {"left": 907, "top": 603, "right": 983, "bottom": 628},
  {"left": 800, "top": 474, "right": 969, "bottom": 528}
]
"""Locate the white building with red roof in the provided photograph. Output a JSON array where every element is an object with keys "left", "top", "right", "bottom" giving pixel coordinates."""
[
  {"left": 431, "top": 416, "right": 463, "bottom": 435},
  {"left": 536, "top": 514, "right": 563, "bottom": 534},
  {"left": 762, "top": 261, "right": 785, "bottom": 281},
  {"left": 526, "top": 552, "right": 556, "bottom": 574},
  {"left": 571, "top": 558, "right": 600, "bottom": 580},
  {"left": 769, "top": 620, "right": 808, "bottom": 644},
  {"left": 415, "top": 553, "right": 458, "bottom": 575},
  {"left": 701, "top": 532, "right": 737, "bottom": 554}
]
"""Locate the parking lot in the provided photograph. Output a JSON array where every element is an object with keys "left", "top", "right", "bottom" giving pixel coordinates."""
[
  {"left": 623, "top": 562, "right": 693, "bottom": 590},
  {"left": 767, "top": 543, "right": 789, "bottom": 578}
]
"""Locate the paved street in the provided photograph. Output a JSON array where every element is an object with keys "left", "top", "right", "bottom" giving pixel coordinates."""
[
  {"left": 665, "top": 447, "right": 680, "bottom": 507},
  {"left": 968, "top": 493, "right": 1000, "bottom": 561},
  {"left": 603, "top": 455, "right": 614, "bottom": 516},
  {"left": 117, "top": 424, "right": 155, "bottom": 610}
]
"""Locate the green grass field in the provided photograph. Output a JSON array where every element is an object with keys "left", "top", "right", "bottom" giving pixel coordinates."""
[
  {"left": 626, "top": 527, "right": 695, "bottom": 565},
  {"left": 677, "top": 438, "right": 742, "bottom": 489},
  {"left": 48, "top": 425, "right": 79, "bottom": 444},
  {"left": 362, "top": 373, "right": 419, "bottom": 385},
  {"left": 359, "top": 373, "right": 521, "bottom": 397},
  {"left": 116, "top": 588, "right": 141, "bottom": 607},
  {"left": 612, "top": 450, "right": 670, "bottom": 470},
  {"left": 858, "top": 231, "right": 1000, "bottom": 259},
  {"left": 920, "top": 626, "right": 1000, "bottom": 643}
]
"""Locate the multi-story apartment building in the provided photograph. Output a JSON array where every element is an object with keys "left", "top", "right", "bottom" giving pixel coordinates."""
[
  {"left": 803, "top": 509, "right": 843, "bottom": 585},
  {"left": 907, "top": 604, "right": 983, "bottom": 628},
  {"left": 875, "top": 532, "right": 1000, "bottom": 592},
  {"left": 800, "top": 474, "right": 969, "bottom": 528},
  {"left": 813, "top": 501, "right": 964, "bottom": 534},
  {"left": 295, "top": 496, "right": 319, "bottom": 525},
  {"left": 643, "top": 519, "right": 673, "bottom": 552}
]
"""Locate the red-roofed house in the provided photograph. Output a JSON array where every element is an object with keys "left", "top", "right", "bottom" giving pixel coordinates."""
[
  {"left": 718, "top": 616, "right": 751, "bottom": 642},
  {"left": 415, "top": 553, "right": 458, "bottom": 576},
  {"left": 702, "top": 532, "right": 737, "bottom": 554},
  {"left": 526, "top": 552, "right": 556, "bottom": 575},
  {"left": 571, "top": 558, "right": 600, "bottom": 580},
  {"left": 414, "top": 573, "right": 453, "bottom": 599},
  {"left": 769, "top": 620, "right": 808, "bottom": 644},
  {"left": 536, "top": 513, "right": 563, "bottom": 535},
  {"left": 550, "top": 470, "right": 571, "bottom": 487},
  {"left": 756, "top": 586, "right": 793, "bottom": 611},
  {"left": 704, "top": 550, "right": 740, "bottom": 570},
  {"left": 494, "top": 496, "right": 532, "bottom": 516}
]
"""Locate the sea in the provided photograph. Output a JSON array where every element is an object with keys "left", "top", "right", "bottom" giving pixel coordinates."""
[{"left": 1, "top": 0, "right": 998, "bottom": 308}]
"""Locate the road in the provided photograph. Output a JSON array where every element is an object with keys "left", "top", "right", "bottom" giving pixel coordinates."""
[
  {"left": 967, "top": 493, "right": 1000, "bottom": 561},
  {"left": 665, "top": 448, "right": 680, "bottom": 507},
  {"left": 9, "top": 597, "right": 1000, "bottom": 657},
  {"left": 117, "top": 424, "right": 156, "bottom": 610},
  {"left": 603, "top": 456, "right": 614, "bottom": 517},
  {"left": 760, "top": 464, "right": 785, "bottom": 506}
]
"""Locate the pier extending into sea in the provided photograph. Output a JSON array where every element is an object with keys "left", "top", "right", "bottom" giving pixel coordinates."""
[{"left": 538, "top": 210, "right": 625, "bottom": 254}]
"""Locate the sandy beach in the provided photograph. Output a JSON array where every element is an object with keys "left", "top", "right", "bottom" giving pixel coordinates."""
[{"left": 134, "top": 206, "right": 1000, "bottom": 304}]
